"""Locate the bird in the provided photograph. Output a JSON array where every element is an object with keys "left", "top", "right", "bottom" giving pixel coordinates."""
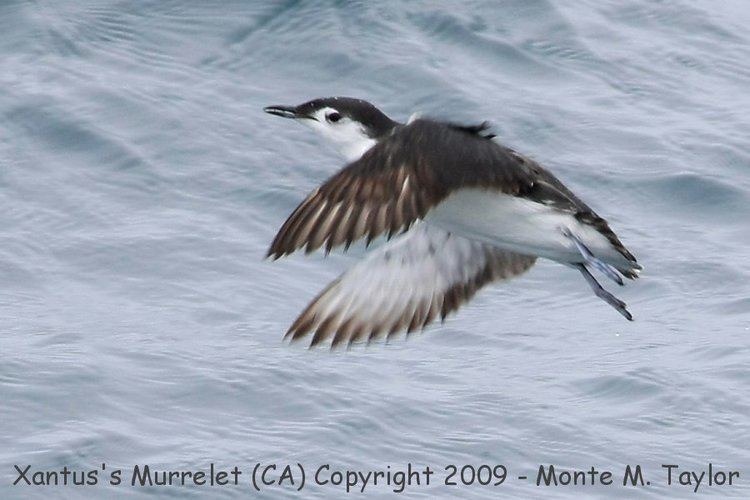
[{"left": 263, "top": 96, "right": 641, "bottom": 349}]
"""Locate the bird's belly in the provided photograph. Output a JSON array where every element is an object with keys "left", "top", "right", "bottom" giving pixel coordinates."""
[{"left": 425, "top": 189, "right": 618, "bottom": 264}]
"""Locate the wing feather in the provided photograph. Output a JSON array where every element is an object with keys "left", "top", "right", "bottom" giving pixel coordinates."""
[
  {"left": 268, "top": 119, "right": 537, "bottom": 258},
  {"left": 284, "top": 224, "right": 537, "bottom": 348},
  {"left": 268, "top": 118, "right": 639, "bottom": 276}
]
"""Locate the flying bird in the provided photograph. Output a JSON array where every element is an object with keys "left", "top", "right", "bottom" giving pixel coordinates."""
[{"left": 264, "top": 97, "right": 641, "bottom": 348}]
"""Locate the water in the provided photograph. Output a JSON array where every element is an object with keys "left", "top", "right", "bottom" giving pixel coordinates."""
[{"left": 1, "top": 1, "right": 749, "bottom": 498}]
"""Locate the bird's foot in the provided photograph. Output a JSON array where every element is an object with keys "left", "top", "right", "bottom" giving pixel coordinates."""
[
  {"left": 562, "top": 227, "right": 623, "bottom": 286},
  {"left": 575, "top": 263, "right": 633, "bottom": 321}
]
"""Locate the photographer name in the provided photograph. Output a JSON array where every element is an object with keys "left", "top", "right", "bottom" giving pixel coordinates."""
[{"left": 534, "top": 463, "right": 739, "bottom": 493}]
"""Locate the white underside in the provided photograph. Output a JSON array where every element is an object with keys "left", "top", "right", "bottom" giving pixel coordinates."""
[{"left": 426, "top": 189, "right": 630, "bottom": 268}]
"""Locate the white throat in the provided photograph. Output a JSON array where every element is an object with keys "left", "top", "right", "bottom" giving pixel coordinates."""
[{"left": 337, "top": 135, "right": 377, "bottom": 162}]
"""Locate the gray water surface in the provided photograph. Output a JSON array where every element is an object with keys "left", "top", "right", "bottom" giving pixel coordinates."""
[{"left": 1, "top": 1, "right": 749, "bottom": 498}]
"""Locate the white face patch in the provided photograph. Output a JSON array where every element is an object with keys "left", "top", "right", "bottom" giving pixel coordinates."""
[{"left": 299, "top": 107, "right": 377, "bottom": 162}]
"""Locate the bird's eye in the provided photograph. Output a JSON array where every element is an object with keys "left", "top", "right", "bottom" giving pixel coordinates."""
[{"left": 326, "top": 112, "right": 342, "bottom": 123}]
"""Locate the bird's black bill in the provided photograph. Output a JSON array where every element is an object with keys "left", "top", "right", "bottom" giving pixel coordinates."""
[{"left": 263, "top": 105, "right": 297, "bottom": 119}]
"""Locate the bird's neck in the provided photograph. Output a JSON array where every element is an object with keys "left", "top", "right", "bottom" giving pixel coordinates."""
[{"left": 338, "top": 136, "right": 378, "bottom": 162}]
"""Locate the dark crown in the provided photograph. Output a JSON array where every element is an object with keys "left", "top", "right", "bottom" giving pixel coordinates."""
[{"left": 296, "top": 97, "right": 398, "bottom": 138}]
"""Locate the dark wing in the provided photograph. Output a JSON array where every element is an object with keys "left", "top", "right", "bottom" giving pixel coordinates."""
[
  {"left": 504, "top": 147, "right": 639, "bottom": 275},
  {"left": 267, "top": 119, "right": 537, "bottom": 258},
  {"left": 285, "top": 224, "right": 537, "bottom": 349}
]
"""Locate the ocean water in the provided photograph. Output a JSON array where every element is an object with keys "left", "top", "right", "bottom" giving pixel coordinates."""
[{"left": 1, "top": 0, "right": 749, "bottom": 498}]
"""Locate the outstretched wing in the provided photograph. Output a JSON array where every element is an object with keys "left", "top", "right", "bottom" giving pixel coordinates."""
[
  {"left": 285, "top": 224, "right": 537, "bottom": 349},
  {"left": 267, "top": 119, "right": 538, "bottom": 258},
  {"left": 504, "top": 147, "right": 639, "bottom": 272},
  {"left": 268, "top": 118, "right": 639, "bottom": 274}
]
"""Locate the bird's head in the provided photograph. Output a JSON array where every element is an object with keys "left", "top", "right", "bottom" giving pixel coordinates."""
[{"left": 264, "top": 97, "right": 397, "bottom": 162}]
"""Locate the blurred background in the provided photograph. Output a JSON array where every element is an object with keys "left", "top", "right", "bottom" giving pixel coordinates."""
[{"left": 1, "top": 0, "right": 749, "bottom": 498}]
